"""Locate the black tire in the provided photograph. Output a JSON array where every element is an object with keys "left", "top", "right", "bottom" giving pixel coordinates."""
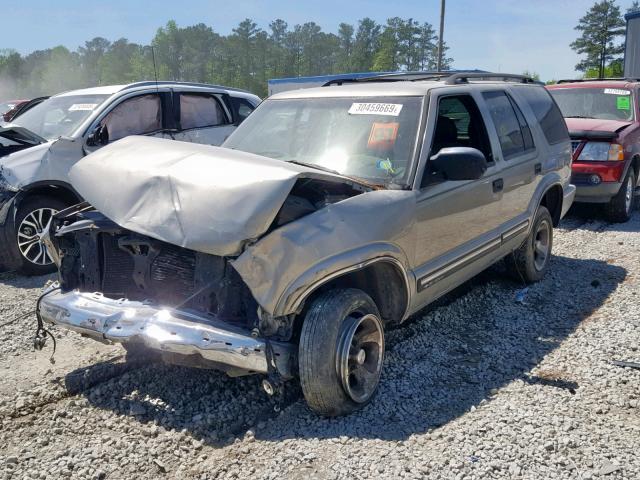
[
  {"left": 12, "top": 195, "right": 68, "bottom": 275},
  {"left": 299, "top": 289, "right": 384, "bottom": 417},
  {"left": 505, "top": 205, "right": 553, "bottom": 283},
  {"left": 605, "top": 169, "right": 636, "bottom": 223}
]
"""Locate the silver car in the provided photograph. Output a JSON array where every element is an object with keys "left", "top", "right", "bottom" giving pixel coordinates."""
[
  {"left": 0, "top": 82, "right": 260, "bottom": 274},
  {"left": 38, "top": 72, "right": 575, "bottom": 416}
]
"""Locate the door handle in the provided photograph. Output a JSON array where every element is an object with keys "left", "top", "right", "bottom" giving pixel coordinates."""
[
  {"left": 534, "top": 163, "right": 542, "bottom": 174},
  {"left": 492, "top": 178, "right": 504, "bottom": 193}
]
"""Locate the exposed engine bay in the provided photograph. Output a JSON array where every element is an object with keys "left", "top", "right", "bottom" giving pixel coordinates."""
[{"left": 51, "top": 205, "right": 261, "bottom": 333}]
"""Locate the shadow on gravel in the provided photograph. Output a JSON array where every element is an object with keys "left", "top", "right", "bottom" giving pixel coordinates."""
[
  {"left": 66, "top": 255, "right": 625, "bottom": 446},
  {"left": 560, "top": 204, "right": 639, "bottom": 232},
  {"left": 0, "top": 271, "right": 53, "bottom": 289}
]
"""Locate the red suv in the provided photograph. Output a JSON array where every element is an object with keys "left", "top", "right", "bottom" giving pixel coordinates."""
[{"left": 547, "top": 80, "right": 639, "bottom": 222}]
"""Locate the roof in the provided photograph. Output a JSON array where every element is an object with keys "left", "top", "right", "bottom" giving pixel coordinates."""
[
  {"left": 55, "top": 85, "right": 126, "bottom": 97},
  {"left": 54, "top": 81, "right": 259, "bottom": 99},
  {"left": 269, "top": 73, "right": 540, "bottom": 99},
  {"left": 547, "top": 80, "right": 638, "bottom": 90}
]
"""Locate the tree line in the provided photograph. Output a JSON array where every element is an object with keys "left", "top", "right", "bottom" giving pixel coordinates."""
[{"left": 0, "top": 17, "right": 451, "bottom": 99}]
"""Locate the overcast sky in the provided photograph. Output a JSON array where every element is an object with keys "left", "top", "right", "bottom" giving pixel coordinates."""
[{"left": 4, "top": 0, "right": 638, "bottom": 81}]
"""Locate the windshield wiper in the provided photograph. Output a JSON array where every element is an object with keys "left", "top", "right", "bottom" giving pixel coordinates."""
[
  {"left": 286, "top": 159, "right": 342, "bottom": 176},
  {"left": 564, "top": 115, "right": 591, "bottom": 119},
  {"left": 286, "top": 159, "right": 386, "bottom": 190}
]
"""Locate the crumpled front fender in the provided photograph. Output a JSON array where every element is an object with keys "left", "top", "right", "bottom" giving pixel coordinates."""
[{"left": 232, "top": 189, "right": 417, "bottom": 317}]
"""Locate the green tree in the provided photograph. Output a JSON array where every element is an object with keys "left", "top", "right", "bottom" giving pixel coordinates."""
[
  {"left": 628, "top": 1, "right": 640, "bottom": 13},
  {"left": 336, "top": 23, "right": 355, "bottom": 73},
  {"left": 78, "top": 37, "right": 111, "bottom": 84},
  {"left": 522, "top": 70, "right": 541, "bottom": 81},
  {"left": 352, "top": 18, "right": 380, "bottom": 71},
  {"left": 570, "top": 0, "right": 625, "bottom": 78}
]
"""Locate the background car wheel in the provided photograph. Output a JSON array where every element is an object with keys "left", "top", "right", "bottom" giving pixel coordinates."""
[
  {"left": 13, "top": 195, "right": 68, "bottom": 276},
  {"left": 605, "top": 169, "right": 636, "bottom": 223},
  {"left": 299, "top": 289, "right": 384, "bottom": 417},
  {"left": 505, "top": 205, "right": 553, "bottom": 283}
]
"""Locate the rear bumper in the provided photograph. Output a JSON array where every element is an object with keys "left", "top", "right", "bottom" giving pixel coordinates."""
[
  {"left": 39, "top": 285, "right": 294, "bottom": 378},
  {"left": 561, "top": 184, "right": 576, "bottom": 218}
]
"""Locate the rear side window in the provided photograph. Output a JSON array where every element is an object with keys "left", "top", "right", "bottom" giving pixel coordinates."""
[
  {"left": 179, "top": 94, "right": 227, "bottom": 130},
  {"left": 517, "top": 86, "right": 568, "bottom": 145},
  {"left": 230, "top": 96, "right": 256, "bottom": 124},
  {"left": 483, "top": 91, "right": 532, "bottom": 159}
]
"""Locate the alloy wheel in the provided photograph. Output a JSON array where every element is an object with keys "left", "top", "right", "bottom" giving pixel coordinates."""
[
  {"left": 336, "top": 312, "right": 384, "bottom": 404},
  {"left": 533, "top": 219, "right": 551, "bottom": 272},
  {"left": 624, "top": 175, "right": 634, "bottom": 215},
  {"left": 17, "top": 208, "right": 57, "bottom": 266}
]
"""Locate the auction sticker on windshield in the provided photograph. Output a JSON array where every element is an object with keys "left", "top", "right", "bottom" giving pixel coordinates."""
[
  {"left": 69, "top": 104, "right": 98, "bottom": 111},
  {"left": 604, "top": 88, "right": 630, "bottom": 96},
  {"left": 349, "top": 103, "right": 403, "bottom": 116}
]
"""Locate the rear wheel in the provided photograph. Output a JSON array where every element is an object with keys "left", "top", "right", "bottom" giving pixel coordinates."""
[
  {"left": 13, "top": 195, "right": 67, "bottom": 275},
  {"left": 299, "top": 289, "right": 384, "bottom": 416},
  {"left": 505, "top": 205, "right": 553, "bottom": 283},
  {"left": 605, "top": 169, "right": 636, "bottom": 223}
]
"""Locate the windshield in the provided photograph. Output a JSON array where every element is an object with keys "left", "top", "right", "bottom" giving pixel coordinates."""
[
  {"left": 12, "top": 94, "right": 110, "bottom": 140},
  {"left": 223, "top": 96, "right": 423, "bottom": 186},
  {"left": 549, "top": 87, "right": 634, "bottom": 122}
]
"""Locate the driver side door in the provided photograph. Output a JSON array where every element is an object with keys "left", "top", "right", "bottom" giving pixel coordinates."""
[
  {"left": 412, "top": 90, "right": 505, "bottom": 309},
  {"left": 83, "top": 91, "right": 170, "bottom": 154}
]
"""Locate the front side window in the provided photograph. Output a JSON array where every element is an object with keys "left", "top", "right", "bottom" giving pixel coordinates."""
[
  {"left": 549, "top": 87, "right": 634, "bottom": 123},
  {"left": 224, "top": 96, "right": 423, "bottom": 187},
  {"left": 180, "top": 94, "right": 226, "bottom": 130},
  {"left": 12, "top": 94, "right": 109, "bottom": 140},
  {"left": 483, "top": 91, "right": 530, "bottom": 159},
  {"left": 101, "top": 94, "right": 162, "bottom": 142}
]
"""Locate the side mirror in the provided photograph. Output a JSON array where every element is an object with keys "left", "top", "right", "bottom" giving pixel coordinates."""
[
  {"left": 86, "top": 124, "right": 109, "bottom": 147},
  {"left": 429, "top": 147, "right": 487, "bottom": 181}
]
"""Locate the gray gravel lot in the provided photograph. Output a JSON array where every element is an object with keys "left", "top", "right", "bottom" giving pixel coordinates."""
[{"left": 0, "top": 208, "right": 639, "bottom": 480}]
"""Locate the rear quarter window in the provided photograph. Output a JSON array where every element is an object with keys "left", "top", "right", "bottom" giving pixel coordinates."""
[{"left": 516, "top": 86, "right": 568, "bottom": 145}]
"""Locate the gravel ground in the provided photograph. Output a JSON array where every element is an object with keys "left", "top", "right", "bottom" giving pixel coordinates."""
[{"left": 0, "top": 208, "right": 639, "bottom": 480}]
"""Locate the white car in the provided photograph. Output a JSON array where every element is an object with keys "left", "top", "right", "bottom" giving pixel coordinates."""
[{"left": 0, "top": 81, "right": 260, "bottom": 274}]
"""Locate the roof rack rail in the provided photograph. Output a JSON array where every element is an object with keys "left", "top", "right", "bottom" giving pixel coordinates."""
[
  {"left": 322, "top": 71, "right": 453, "bottom": 86},
  {"left": 120, "top": 81, "right": 247, "bottom": 93},
  {"left": 443, "top": 73, "right": 535, "bottom": 85},
  {"left": 556, "top": 77, "right": 640, "bottom": 84},
  {"left": 322, "top": 71, "right": 537, "bottom": 87}
]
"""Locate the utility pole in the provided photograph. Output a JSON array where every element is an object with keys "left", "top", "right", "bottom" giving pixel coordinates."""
[{"left": 436, "top": 0, "right": 446, "bottom": 71}]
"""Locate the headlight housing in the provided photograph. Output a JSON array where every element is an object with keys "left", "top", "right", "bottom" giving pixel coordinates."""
[{"left": 577, "top": 142, "right": 625, "bottom": 161}]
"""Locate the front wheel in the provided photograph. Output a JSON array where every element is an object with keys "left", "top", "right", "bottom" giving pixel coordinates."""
[
  {"left": 605, "top": 169, "right": 636, "bottom": 223},
  {"left": 299, "top": 289, "right": 385, "bottom": 416},
  {"left": 505, "top": 205, "right": 553, "bottom": 283},
  {"left": 12, "top": 195, "right": 68, "bottom": 275}
]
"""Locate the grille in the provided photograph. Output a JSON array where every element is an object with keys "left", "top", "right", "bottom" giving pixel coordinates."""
[
  {"left": 101, "top": 234, "right": 135, "bottom": 297},
  {"left": 99, "top": 233, "right": 197, "bottom": 305}
]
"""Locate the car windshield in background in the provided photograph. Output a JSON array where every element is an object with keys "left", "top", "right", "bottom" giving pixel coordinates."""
[
  {"left": 549, "top": 87, "right": 634, "bottom": 122},
  {"left": 12, "top": 94, "right": 110, "bottom": 140},
  {"left": 224, "top": 96, "right": 423, "bottom": 186}
]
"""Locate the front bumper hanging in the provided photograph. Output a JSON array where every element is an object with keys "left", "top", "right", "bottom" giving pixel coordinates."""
[{"left": 38, "top": 284, "right": 294, "bottom": 378}]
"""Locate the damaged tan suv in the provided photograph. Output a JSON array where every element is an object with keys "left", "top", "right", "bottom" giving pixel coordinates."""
[{"left": 38, "top": 72, "right": 575, "bottom": 416}]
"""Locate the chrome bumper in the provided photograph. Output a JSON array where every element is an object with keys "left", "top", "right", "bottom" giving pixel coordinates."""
[{"left": 39, "top": 286, "right": 293, "bottom": 377}]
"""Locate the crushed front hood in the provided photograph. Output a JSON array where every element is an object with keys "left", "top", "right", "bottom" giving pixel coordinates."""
[
  {"left": 0, "top": 124, "right": 46, "bottom": 146},
  {"left": 68, "top": 136, "right": 356, "bottom": 256}
]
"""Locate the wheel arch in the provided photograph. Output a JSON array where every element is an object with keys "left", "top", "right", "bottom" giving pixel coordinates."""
[
  {"left": 539, "top": 183, "right": 563, "bottom": 227},
  {"left": 286, "top": 255, "right": 412, "bottom": 327},
  {"left": 17, "top": 181, "right": 82, "bottom": 209}
]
